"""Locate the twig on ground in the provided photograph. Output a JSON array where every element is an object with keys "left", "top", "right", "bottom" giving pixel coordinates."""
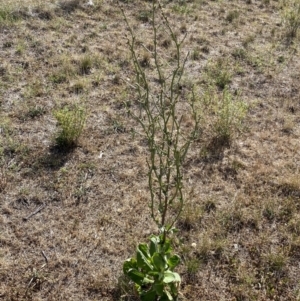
[
  {"left": 23, "top": 203, "right": 46, "bottom": 221},
  {"left": 41, "top": 251, "right": 48, "bottom": 264}
]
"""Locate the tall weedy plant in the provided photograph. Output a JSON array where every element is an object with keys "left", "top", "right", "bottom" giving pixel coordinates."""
[{"left": 120, "top": 1, "right": 199, "bottom": 300}]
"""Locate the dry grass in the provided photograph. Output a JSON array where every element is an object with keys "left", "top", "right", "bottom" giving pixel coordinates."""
[{"left": 1, "top": 0, "right": 300, "bottom": 300}]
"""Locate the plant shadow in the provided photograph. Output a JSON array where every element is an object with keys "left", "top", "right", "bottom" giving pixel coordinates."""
[
  {"left": 200, "top": 135, "right": 231, "bottom": 162},
  {"left": 35, "top": 144, "right": 75, "bottom": 172}
]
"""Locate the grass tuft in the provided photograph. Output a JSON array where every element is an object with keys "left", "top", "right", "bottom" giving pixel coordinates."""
[{"left": 53, "top": 104, "right": 87, "bottom": 149}]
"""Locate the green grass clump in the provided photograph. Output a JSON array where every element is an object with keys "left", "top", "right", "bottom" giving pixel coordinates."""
[
  {"left": 200, "top": 87, "right": 248, "bottom": 145},
  {"left": 282, "top": 0, "right": 300, "bottom": 41},
  {"left": 0, "top": 6, "right": 19, "bottom": 25},
  {"left": 204, "top": 58, "right": 232, "bottom": 90},
  {"left": 53, "top": 104, "right": 87, "bottom": 148},
  {"left": 213, "top": 89, "right": 247, "bottom": 144},
  {"left": 225, "top": 10, "right": 239, "bottom": 23}
]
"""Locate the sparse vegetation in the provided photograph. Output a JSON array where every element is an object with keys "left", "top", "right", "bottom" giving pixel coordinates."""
[
  {"left": 1, "top": 0, "right": 300, "bottom": 300},
  {"left": 225, "top": 10, "right": 239, "bottom": 23},
  {"left": 204, "top": 58, "right": 232, "bottom": 90},
  {"left": 0, "top": 5, "right": 19, "bottom": 26},
  {"left": 282, "top": 0, "right": 300, "bottom": 41}
]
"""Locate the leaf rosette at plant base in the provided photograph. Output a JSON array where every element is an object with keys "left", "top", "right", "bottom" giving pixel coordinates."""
[{"left": 123, "top": 234, "right": 181, "bottom": 301}]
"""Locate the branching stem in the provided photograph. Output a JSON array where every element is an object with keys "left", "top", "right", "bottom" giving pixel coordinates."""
[{"left": 119, "top": 0, "right": 200, "bottom": 244}]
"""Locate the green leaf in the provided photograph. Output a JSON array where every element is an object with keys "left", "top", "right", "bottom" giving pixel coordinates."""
[
  {"left": 154, "top": 283, "right": 164, "bottom": 296},
  {"left": 167, "top": 255, "right": 180, "bottom": 269},
  {"left": 123, "top": 258, "right": 137, "bottom": 274},
  {"left": 150, "top": 235, "right": 160, "bottom": 244},
  {"left": 163, "top": 271, "right": 181, "bottom": 283},
  {"left": 149, "top": 236, "right": 159, "bottom": 256},
  {"left": 127, "top": 269, "right": 145, "bottom": 286},
  {"left": 160, "top": 296, "right": 170, "bottom": 301},
  {"left": 169, "top": 227, "right": 179, "bottom": 234},
  {"left": 159, "top": 291, "right": 174, "bottom": 301},
  {"left": 169, "top": 282, "right": 179, "bottom": 296},
  {"left": 162, "top": 240, "right": 172, "bottom": 254},
  {"left": 165, "top": 290, "right": 173, "bottom": 301},
  {"left": 153, "top": 253, "right": 166, "bottom": 272},
  {"left": 173, "top": 272, "right": 181, "bottom": 282},
  {"left": 138, "top": 243, "right": 151, "bottom": 259},
  {"left": 140, "top": 289, "right": 157, "bottom": 301},
  {"left": 148, "top": 270, "right": 160, "bottom": 276},
  {"left": 137, "top": 245, "right": 153, "bottom": 272},
  {"left": 143, "top": 277, "right": 154, "bottom": 284}
]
